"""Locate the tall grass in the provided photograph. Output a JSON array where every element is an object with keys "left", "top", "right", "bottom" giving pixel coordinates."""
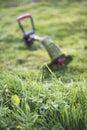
[{"left": 0, "top": 71, "right": 87, "bottom": 129}]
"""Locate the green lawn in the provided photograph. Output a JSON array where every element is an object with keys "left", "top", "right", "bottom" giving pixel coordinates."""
[{"left": 0, "top": 0, "right": 87, "bottom": 129}]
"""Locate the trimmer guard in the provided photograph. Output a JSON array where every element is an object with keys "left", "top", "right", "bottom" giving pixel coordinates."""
[{"left": 48, "top": 55, "right": 73, "bottom": 71}]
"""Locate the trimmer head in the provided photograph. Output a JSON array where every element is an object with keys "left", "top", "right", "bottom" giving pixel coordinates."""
[{"left": 48, "top": 54, "right": 73, "bottom": 71}]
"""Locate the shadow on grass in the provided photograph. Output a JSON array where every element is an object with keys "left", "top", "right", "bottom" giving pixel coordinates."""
[{"left": 17, "top": 44, "right": 43, "bottom": 51}]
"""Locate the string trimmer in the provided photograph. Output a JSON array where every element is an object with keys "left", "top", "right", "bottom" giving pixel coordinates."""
[{"left": 17, "top": 13, "right": 72, "bottom": 69}]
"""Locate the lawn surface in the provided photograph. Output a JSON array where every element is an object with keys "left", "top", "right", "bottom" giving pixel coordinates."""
[{"left": 0, "top": 0, "right": 87, "bottom": 129}]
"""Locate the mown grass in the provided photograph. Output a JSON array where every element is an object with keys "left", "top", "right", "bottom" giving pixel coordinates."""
[{"left": 0, "top": 0, "right": 87, "bottom": 129}]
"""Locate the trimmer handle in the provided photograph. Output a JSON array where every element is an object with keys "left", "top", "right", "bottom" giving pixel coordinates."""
[
  {"left": 17, "top": 14, "right": 32, "bottom": 21},
  {"left": 17, "top": 13, "right": 36, "bottom": 47},
  {"left": 17, "top": 13, "right": 35, "bottom": 34}
]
